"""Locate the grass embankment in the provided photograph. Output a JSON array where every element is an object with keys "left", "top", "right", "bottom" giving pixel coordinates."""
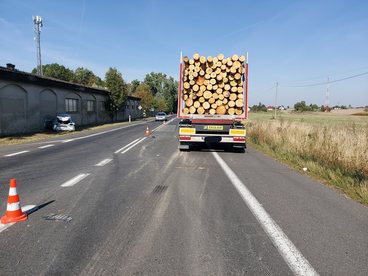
[{"left": 246, "top": 111, "right": 368, "bottom": 205}]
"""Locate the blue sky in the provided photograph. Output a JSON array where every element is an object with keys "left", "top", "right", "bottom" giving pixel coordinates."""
[{"left": 1, "top": 0, "right": 367, "bottom": 107}]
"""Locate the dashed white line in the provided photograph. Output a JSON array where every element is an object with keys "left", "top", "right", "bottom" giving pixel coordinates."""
[
  {"left": 212, "top": 152, "right": 318, "bottom": 276},
  {"left": 0, "top": 205, "right": 36, "bottom": 233},
  {"left": 38, "top": 144, "right": 55, "bottom": 149},
  {"left": 4, "top": 151, "right": 30, "bottom": 157},
  {"left": 120, "top": 137, "right": 146, "bottom": 154},
  {"left": 61, "top": 173, "right": 90, "bottom": 187},
  {"left": 95, "top": 158, "right": 113, "bottom": 167},
  {"left": 114, "top": 138, "right": 141, "bottom": 154}
]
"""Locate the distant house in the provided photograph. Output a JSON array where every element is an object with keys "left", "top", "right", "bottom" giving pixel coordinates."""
[{"left": 0, "top": 64, "right": 142, "bottom": 136}]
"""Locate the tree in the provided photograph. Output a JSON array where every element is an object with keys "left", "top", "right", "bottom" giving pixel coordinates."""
[
  {"left": 73, "top": 67, "right": 98, "bottom": 86},
  {"left": 32, "top": 63, "right": 74, "bottom": 81},
  {"left": 294, "top": 101, "right": 307, "bottom": 112},
  {"left": 143, "top": 72, "right": 167, "bottom": 95},
  {"left": 143, "top": 73, "right": 178, "bottom": 113},
  {"left": 162, "top": 77, "right": 178, "bottom": 113},
  {"left": 104, "top": 67, "right": 128, "bottom": 121},
  {"left": 250, "top": 102, "right": 267, "bottom": 112},
  {"left": 153, "top": 95, "right": 168, "bottom": 112},
  {"left": 129, "top": 79, "right": 141, "bottom": 95},
  {"left": 133, "top": 83, "right": 153, "bottom": 112}
]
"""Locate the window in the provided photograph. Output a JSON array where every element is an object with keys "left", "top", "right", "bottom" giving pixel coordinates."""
[
  {"left": 87, "top": 100, "right": 95, "bottom": 112},
  {"left": 100, "top": 101, "right": 106, "bottom": 111},
  {"left": 65, "top": 98, "right": 78, "bottom": 112}
]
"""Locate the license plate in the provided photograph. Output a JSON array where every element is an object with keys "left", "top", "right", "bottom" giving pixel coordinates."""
[{"left": 206, "top": 125, "right": 223, "bottom": 130}]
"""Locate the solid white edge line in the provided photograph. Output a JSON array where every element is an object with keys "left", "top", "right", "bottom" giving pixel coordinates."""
[
  {"left": 4, "top": 151, "right": 30, "bottom": 157},
  {"left": 95, "top": 158, "right": 113, "bottom": 167},
  {"left": 0, "top": 205, "right": 36, "bottom": 233},
  {"left": 212, "top": 152, "right": 318, "bottom": 276},
  {"left": 61, "top": 173, "right": 90, "bottom": 187},
  {"left": 114, "top": 138, "right": 141, "bottom": 154},
  {"left": 121, "top": 137, "right": 146, "bottom": 154},
  {"left": 38, "top": 144, "right": 55, "bottom": 149},
  {"left": 60, "top": 121, "right": 149, "bottom": 143}
]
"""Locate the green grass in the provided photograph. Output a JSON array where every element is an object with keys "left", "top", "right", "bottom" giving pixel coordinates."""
[
  {"left": 245, "top": 111, "right": 368, "bottom": 205},
  {"left": 249, "top": 111, "right": 368, "bottom": 127}
]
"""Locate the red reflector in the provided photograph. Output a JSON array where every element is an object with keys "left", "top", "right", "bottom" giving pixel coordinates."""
[
  {"left": 233, "top": 137, "right": 245, "bottom": 142},
  {"left": 179, "top": 136, "right": 191, "bottom": 141}
]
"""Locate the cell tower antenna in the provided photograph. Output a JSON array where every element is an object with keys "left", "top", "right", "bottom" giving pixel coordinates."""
[
  {"left": 33, "top": 15, "right": 43, "bottom": 75},
  {"left": 324, "top": 76, "right": 330, "bottom": 111}
]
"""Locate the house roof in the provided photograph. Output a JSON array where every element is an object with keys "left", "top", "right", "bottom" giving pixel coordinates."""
[{"left": 0, "top": 65, "right": 141, "bottom": 101}]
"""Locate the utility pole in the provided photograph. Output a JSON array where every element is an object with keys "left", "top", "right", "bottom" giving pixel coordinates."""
[
  {"left": 274, "top": 82, "right": 278, "bottom": 119},
  {"left": 33, "top": 15, "right": 43, "bottom": 75},
  {"left": 324, "top": 76, "right": 330, "bottom": 111}
]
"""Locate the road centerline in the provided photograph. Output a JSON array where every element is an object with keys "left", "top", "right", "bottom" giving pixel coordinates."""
[
  {"left": 114, "top": 138, "right": 141, "bottom": 154},
  {"left": 95, "top": 158, "right": 113, "bottom": 167},
  {"left": 4, "top": 151, "right": 30, "bottom": 157},
  {"left": 212, "top": 152, "right": 318, "bottom": 276},
  {"left": 61, "top": 173, "right": 90, "bottom": 187},
  {"left": 38, "top": 144, "right": 55, "bottom": 149},
  {"left": 120, "top": 137, "right": 146, "bottom": 154}
]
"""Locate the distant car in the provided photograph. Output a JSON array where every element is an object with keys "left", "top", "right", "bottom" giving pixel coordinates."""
[
  {"left": 52, "top": 113, "right": 75, "bottom": 132},
  {"left": 155, "top": 112, "right": 167, "bottom": 121}
]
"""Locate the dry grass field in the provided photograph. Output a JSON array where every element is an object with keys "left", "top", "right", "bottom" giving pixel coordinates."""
[{"left": 246, "top": 110, "right": 368, "bottom": 205}]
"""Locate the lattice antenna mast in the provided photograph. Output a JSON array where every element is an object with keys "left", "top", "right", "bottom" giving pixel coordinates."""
[{"left": 33, "top": 16, "right": 43, "bottom": 75}]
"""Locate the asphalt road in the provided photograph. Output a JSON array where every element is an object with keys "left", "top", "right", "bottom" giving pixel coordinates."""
[{"left": 0, "top": 117, "right": 367, "bottom": 275}]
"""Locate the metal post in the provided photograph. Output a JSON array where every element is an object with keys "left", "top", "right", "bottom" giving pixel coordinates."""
[
  {"left": 129, "top": 115, "right": 131, "bottom": 123},
  {"left": 274, "top": 82, "right": 278, "bottom": 119},
  {"left": 33, "top": 16, "right": 43, "bottom": 76}
]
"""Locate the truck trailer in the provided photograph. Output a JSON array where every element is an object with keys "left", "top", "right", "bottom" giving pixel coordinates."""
[{"left": 177, "top": 53, "right": 248, "bottom": 151}]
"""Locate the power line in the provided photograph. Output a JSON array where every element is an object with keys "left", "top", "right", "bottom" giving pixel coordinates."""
[{"left": 280, "top": 71, "right": 368, "bottom": 88}]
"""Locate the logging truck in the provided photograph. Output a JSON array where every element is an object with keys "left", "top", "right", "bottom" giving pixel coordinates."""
[{"left": 177, "top": 53, "right": 248, "bottom": 151}]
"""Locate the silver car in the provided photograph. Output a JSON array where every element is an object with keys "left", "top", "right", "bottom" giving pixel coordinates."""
[
  {"left": 53, "top": 113, "right": 75, "bottom": 132},
  {"left": 155, "top": 112, "right": 167, "bottom": 121}
]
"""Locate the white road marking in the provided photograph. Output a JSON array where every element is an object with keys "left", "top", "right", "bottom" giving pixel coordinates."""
[
  {"left": 114, "top": 138, "right": 141, "bottom": 154},
  {"left": 120, "top": 137, "right": 146, "bottom": 154},
  {"left": 4, "top": 151, "right": 29, "bottom": 157},
  {"left": 0, "top": 205, "right": 36, "bottom": 233},
  {"left": 95, "top": 158, "right": 113, "bottom": 167},
  {"left": 212, "top": 152, "right": 318, "bottom": 276},
  {"left": 38, "top": 144, "right": 55, "bottom": 149},
  {"left": 60, "top": 121, "right": 151, "bottom": 143},
  {"left": 61, "top": 173, "right": 90, "bottom": 187}
]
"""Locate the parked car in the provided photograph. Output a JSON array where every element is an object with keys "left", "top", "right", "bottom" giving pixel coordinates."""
[
  {"left": 52, "top": 113, "right": 75, "bottom": 132},
  {"left": 155, "top": 112, "right": 167, "bottom": 121}
]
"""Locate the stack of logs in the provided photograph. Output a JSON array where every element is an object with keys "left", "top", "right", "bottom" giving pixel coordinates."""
[{"left": 182, "top": 53, "right": 246, "bottom": 115}]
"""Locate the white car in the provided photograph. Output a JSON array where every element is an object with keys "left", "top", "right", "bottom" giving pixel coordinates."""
[
  {"left": 155, "top": 112, "right": 167, "bottom": 121},
  {"left": 53, "top": 113, "right": 75, "bottom": 132}
]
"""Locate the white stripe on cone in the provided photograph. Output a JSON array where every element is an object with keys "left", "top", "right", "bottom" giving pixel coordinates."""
[
  {"left": 9, "top": 187, "right": 17, "bottom": 196},
  {"left": 6, "top": 202, "right": 21, "bottom": 212}
]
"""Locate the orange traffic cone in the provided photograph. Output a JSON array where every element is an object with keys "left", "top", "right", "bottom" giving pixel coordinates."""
[
  {"left": 145, "top": 126, "right": 151, "bottom": 136},
  {"left": 1, "top": 179, "right": 27, "bottom": 224}
]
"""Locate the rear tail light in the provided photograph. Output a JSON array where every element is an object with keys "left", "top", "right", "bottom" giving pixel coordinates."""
[
  {"left": 233, "top": 137, "right": 246, "bottom": 142},
  {"left": 179, "top": 136, "right": 191, "bottom": 141}
]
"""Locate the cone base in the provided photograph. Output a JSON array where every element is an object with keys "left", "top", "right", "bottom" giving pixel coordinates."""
[{"left": 1, "top": 213, "right": 27, "bottom": 224}]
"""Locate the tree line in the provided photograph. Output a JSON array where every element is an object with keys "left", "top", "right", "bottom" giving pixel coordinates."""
[
  {"left": 32, "top": 63, "right": 178, "bottom": 120},
  {"left": 250, "top": 101, "right": 351, "bottom": 112}
]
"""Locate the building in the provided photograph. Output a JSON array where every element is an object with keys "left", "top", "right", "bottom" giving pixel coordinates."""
[{"left": 0, "top": 64, "right": 142, "bottom": 137}]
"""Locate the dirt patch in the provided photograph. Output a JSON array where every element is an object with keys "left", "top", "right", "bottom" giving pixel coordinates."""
[{"left": 329, "top": 108, "right": 366, "bottom": 116}]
